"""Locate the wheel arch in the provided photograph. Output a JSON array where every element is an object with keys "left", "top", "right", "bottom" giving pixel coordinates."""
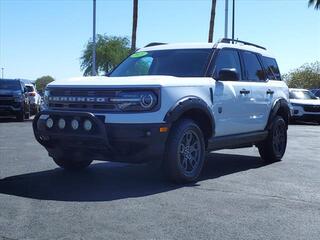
[
  {"left": 164, "top": 96, "right": 215, "bottom": 145},
  {"left": 266, "top": 98, "right": 290, "bottom": 130}
]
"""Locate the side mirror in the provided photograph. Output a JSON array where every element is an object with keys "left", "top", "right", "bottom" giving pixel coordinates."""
[
  {"left": 218, "top": 68, "right": 239, "bottom": 81},
  {"left": 24, "top": 87, "right": 28, "bottom": 93}
]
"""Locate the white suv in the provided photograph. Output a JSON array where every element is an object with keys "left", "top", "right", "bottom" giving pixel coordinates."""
[{"left": 33, "top": 39, "right": 290, "bottom": 183}]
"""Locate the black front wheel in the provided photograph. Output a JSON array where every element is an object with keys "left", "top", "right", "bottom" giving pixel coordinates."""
[
  {"left": 164, "top": 119, "right": 205, "bottom": 183},
  {"left": 258, "top": 115, "right": 287, "bottom": 162}
]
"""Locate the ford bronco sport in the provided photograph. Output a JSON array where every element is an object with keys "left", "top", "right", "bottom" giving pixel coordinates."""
[{"left": 33, "top": 38, "right": 290, "bottom": 183}]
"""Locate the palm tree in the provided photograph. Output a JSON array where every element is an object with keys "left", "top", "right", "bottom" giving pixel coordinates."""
[
  {"left": 131, "top": 0, "right": 138, "bottom": 52},
  {"left": 309, "top": 0, "right": 320, "bottom": 9},
  {"left": 208, "top": 0, "right": 217, "bottom": 42}
]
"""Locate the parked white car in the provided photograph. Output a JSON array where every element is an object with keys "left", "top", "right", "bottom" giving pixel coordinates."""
[
  {"left": 25, "top": 83, "right": 41, "bottom": 115},
  {"left": 33, "top": 39, "right": 291, "bottom": 183},
  {"left": 289, "top": 88, "right": 320, "bottom": 124}
]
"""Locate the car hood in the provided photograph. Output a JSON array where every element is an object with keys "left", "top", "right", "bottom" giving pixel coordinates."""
[
  {"left": 290, "top": 99, "right": 320, "bottom": 105},
  {"left": 48, "top": 76, "right": 213, "bottom": 88}
]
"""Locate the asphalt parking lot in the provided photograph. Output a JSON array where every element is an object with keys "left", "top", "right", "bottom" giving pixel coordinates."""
[{"left": 0, "top": 118, "right": 319, "bottom": 240}]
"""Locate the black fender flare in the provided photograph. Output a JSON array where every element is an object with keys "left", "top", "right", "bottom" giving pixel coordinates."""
[
  {"left": 164, "top": 96, "right": 215, "bottom": 138},
  {"left": 266, "top": 98, "right": 290, "bottom": 130}
]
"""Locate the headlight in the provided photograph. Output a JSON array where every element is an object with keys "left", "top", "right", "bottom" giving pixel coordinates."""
[
  {"left": 109, "top": 91, "right": 158, "bottom": 111},
  {"left": 13, "top": 95, "right": 23, "bottom": 102},
  {"left": 43, "top": 89, "right": 50, "bottom": 108}
]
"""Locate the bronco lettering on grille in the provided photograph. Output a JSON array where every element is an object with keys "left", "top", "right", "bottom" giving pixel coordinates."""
[{"left": 48, "top": 96, "right": 108, "bottom": 103}]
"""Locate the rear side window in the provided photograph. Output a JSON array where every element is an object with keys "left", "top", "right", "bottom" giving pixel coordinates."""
[
  {"left": 213, "top": 49, "right": 242, "bottom": 80},
  {"left": 242, "top": 51, "right": 265, "bottom": 81},
  {"left": 262, "top": 56, "right": 281, "bottom": 80}
]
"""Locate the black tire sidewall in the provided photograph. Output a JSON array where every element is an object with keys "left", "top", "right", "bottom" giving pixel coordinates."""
[
  {"left": 271, "top": 116, "right": 287, "bottom": 159},
  {"left": 165, "top": 119, "right": 205, "bottom": 183}
]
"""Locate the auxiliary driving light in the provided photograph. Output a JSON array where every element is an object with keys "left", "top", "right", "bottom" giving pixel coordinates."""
[
  {"left": 71, "top": 119, "right": 79, "bottom": 130},
  {"left": 83, "top": 119, "right": 92, "bottom": 131},
  {"left": 58, "top": 118, "right": 66, "bottom": 129},
  {"left": 46, "top": 118, "right": 53, "bottom": 128}
]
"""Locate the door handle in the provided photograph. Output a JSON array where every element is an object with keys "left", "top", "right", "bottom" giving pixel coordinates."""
[
  {"left": 240, "top": 89, "right": 250, "bottom": 95},
  {"left": 266, "top": 89, "right": 274, "bottom": 95}
]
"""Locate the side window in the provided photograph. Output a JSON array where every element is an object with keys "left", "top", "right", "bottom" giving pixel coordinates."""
[
  {"left": 262, "top": 56, "right": 281, "bottom": 80},
  {"left": 242, "top": 51, "right": 266, "bottom": 81},
  {"left": 213, "top": 49, "right": 242, "bottom": 80}
]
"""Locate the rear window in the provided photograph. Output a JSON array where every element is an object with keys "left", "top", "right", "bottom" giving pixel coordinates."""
[
  {"left": 110, "top": 49, "right": 212, "bottom": 77},
  {"left": 242, "top": 51, "right": 265, "bottom": 81},
  {"left": 26, "top": 85, "right": 35, "bottom": 92},
  {"left": 262, "top": 56, "right": 281, "bottom": 80}
]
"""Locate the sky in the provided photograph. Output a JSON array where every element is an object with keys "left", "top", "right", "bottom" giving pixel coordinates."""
[{"left": 0, "top": 0, "right": 319, "bottom": 80}]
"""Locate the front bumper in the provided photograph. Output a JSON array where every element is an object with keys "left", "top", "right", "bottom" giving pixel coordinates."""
[
  {"left": 291, "top": 105, "right": 320, "bottom": 122},
  {"left": 33, "top": 110, "right": 170, "bottom": 163}
]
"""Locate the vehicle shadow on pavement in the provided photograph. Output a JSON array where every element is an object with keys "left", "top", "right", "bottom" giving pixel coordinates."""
[
  {"left": 0, "top": 153, "right": 268, "bottom": 202},
  {"left": 0, "top": 117, "right": 34, "bottom": 123}
]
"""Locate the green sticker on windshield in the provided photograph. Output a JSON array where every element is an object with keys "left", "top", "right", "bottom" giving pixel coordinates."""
[{"left": 130, "top": 51, "right": 148, "bottom": 58}]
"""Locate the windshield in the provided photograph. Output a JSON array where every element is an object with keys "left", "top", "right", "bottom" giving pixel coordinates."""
[
  {"left": 109, "top": 49, "right": 212, "bottom": 77},
  {"left": 289, "top": 90, "right": 317, "bottom": 100},
  {"left": 0, "top": 80, "right": 21, "bottom": 90}
]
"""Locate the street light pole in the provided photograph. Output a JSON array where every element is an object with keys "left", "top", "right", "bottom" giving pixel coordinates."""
[
  {"left": 224, "top": 0, "right": 228, "bottom": 38},
  {"left": 232, "top": 0, "right": 235, "bottom": 42},
  {"left": 92, "top": 0, "right": 97, "bottom": 76}
]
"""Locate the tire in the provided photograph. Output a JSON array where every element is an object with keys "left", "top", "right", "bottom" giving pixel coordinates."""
[
  {"left": 24, "top": 109, "right": 30, "bottom": 119},
  {"left": 53, "top": 155, "right": 93, "bottom": 170},
  {"left": 16, "top": 111, "right": 25, "bottom": 122},
  {"left": 164, "top": 118, "right": 205, "bottom": 183},
  {"left": 258, "top": 115, "right": 287, "bottom": 163}
]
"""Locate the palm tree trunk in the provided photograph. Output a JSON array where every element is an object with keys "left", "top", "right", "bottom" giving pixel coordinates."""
[
  {"left": 308, "top": 0, "right": 320, "bottom": 9},
  {"left": 208, "top": 0, "right": 217, "bottom": 42},
  {"left": 131, "top": 0, "right": 138, "bottom": 52}
]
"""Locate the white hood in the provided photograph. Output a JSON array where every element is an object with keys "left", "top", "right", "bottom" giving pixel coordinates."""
[
  {"left": 48, "top": 75, "right": 213, "bottom": 88},
  {"left": 290, "top": 99, "right": 320, "bottom": 105}
]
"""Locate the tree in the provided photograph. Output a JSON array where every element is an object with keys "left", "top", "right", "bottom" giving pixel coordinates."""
[
  {"left": 80, "top": 35, "right": 131, "bottom": 76},
  {"left": 308, "top": 0, "right": 320, "bottom": 9},
  {"left": 131, "top": 0, "right": 138, "bottom": 52},
  {"left": 35, "top": 76, "right": 55, "bottom": 94},
  {"left": 284, "top": 61, "right": 320, "bottom": 89},
  {"left": 208, "top": 0, "right": 217, "bottom": 42}
]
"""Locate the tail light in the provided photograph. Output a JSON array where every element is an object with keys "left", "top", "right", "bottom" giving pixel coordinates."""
[{"left": 29, "top": 92, "right": 36, "bottom": 96}]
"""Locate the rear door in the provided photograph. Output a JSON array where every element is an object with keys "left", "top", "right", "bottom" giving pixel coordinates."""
[
  {"left": 240, "top": 51, "right": 270, "bottom": 132},
  {"left": 211, "top": 48, "right": 253, "bottom": 136}
]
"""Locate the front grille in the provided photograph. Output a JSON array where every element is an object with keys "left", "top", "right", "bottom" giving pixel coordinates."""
[
  {"left": 48, "top": 88, "right": 119, "bottom": 111},
  {"left": 303, "top": 105, "right": 320, "bottom": 113},
  {"left": 0, "top": 99, "right": 14, "bottom": 105}
]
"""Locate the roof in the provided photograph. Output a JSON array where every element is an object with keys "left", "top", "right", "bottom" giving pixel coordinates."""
[
  {"left": 139, "top": 40, "right": 274, "bottom": 58},
  {"left": 289, "top": 88, "right": 309, "bottom": 92}
]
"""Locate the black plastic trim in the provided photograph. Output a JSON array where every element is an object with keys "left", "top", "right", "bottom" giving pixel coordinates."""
[
  {"left": 208, "top": 131, "right": 268, "bottom": 151},
  {"left": 164, "top": 96, "right": 215, "bottom": 137},
  {"left": 266, "top": 98, "right": 290, "bottom": 130}
]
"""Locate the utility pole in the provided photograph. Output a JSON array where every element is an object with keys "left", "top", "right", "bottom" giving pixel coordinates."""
[
  {"left": 1, "top": 68, "right": 3, "bottom": 79},
  {"left": 224, "top": 0, "right": 228, "bottom": 38},
  {"left": 92, "top": 0, "right": 97, "bottom": 76},
  {"left": 232, "top": 0, "right": 235, "bottom": 42}
]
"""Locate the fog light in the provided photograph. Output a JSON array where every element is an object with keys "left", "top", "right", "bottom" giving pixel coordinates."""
[
  {"left": 83, "top": 119, "right": 92, "bottom": 131},
  {"left": 46, "top": 118, "right": 53, "bottom": 128},
  {"left": 58, "top": 118, "right": 66, "bottom": 129},
  {"left": 71, "top": 119, "right": 79, "bottom": 130}
]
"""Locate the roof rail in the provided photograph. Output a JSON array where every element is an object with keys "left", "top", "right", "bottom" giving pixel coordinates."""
[
  {"left": 219, "top": 38, "right": 266, "bottom": 50},
  {"left": 144, "top": 42, "right": 167, "bottom": 48}
]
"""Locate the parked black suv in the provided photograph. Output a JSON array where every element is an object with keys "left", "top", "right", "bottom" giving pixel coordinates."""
[{"left": 0, "top": 79, "right": 30, "bottom": 121}]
